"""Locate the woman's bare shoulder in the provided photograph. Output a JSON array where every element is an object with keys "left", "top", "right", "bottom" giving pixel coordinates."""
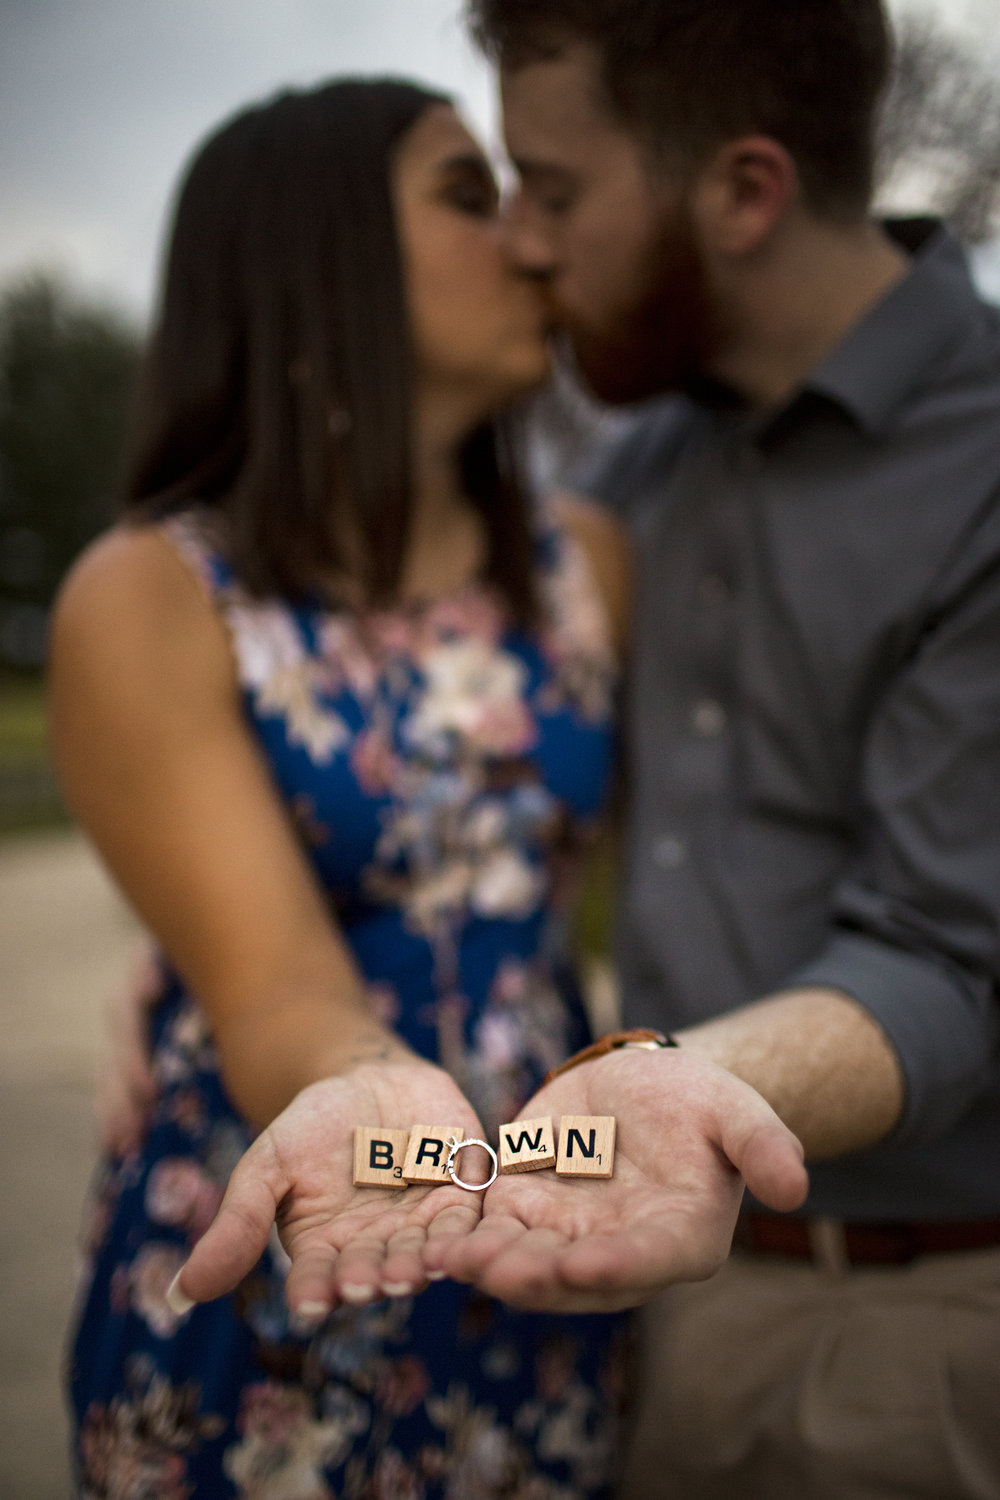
[
  {"left": 50, "top": 520, "right": 232, "bottom": 699},
  {"left": 55, "top": 521, "right": 204, "bottom": 620}
]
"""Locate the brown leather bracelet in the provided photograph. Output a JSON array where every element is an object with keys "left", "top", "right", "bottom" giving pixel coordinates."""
[{"left": 544, "top": 1028, "right": 679, "bottom": 1085}]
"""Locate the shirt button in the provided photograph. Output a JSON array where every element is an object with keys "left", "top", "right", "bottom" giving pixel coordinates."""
[
  {"left": 652, "top": 835, "right": 687, "bottom": 869},
  {"left": 690, "top": 698, "right": 727, "bottom": 737}
]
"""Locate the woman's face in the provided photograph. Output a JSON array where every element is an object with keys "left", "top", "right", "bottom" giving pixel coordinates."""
[{"left": 393, "top": 104, "right": 551, "bottom": 409}]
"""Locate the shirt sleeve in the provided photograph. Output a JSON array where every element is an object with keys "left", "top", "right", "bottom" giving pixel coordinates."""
[{"left": 786, "top": 494, "right": 1000, "bottom": 1145}]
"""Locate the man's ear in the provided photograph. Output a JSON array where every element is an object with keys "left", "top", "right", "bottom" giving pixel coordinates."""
[{"left": 692, "top": 136, "right": 798, "bottom": 257}]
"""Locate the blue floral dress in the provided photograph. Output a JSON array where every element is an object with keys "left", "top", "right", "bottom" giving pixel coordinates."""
[{"left": 69, "top": 509, "right": 629, "bottom": 1500}]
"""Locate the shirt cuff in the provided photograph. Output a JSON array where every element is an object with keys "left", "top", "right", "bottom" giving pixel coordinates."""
[{"left": 784, "top": 929, "right": 999, "bottom": 1146}]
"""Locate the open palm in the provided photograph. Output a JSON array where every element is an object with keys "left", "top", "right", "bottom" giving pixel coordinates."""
[
  {"left": 170, "top": 1058, "right": 487, "bottom": 1324},
  {"left": 424, "top": 1048, "right": 809, "bottom": 1312}
]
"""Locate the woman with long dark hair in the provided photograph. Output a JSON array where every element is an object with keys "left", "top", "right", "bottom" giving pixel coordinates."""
[{"left": 51, "top": 78, "right": 632, "bottom": 1496}]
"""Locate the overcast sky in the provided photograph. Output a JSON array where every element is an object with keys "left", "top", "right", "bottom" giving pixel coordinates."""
[{"left": 1, "top": 0, "right": 997, "bottom": 321}]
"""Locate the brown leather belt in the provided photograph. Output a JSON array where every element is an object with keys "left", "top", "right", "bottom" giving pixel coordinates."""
[{"left": 735, "top": 1213, "right": 1000, "bottom": 1267}]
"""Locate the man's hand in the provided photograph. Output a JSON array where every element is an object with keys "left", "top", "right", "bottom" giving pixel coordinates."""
[
  {"left": 423, "top": 1048, "right": 808, "bottom": 1312},
  {"left": 167, "top": 1058, "right": 488, "bottom": 1327}
]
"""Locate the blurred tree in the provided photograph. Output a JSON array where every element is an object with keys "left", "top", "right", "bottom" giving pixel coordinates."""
[
  {"left": 878, "top": 12, "right": 1000, "bottom": 245},
  {"left": 0, "top": 275, "right": 140, "bottom": 667}
]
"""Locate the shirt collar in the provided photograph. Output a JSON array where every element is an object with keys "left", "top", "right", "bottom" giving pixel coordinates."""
[{"left": 797, "top": 218, "right": 984, "bottom": 436}]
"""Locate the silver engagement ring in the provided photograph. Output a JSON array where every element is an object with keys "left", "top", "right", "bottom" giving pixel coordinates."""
[{"left": 445, "top": 1137, "right": 499, "bottom": 1192}]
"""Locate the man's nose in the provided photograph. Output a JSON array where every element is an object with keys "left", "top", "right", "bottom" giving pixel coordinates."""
[{"left": 500, "top": 196, "right": 557, "bottom": 280}]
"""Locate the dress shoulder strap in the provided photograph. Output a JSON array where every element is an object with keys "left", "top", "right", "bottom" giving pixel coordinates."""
[
  {"left": 156, "top": 508, "right": 329, "bottom": 704},
  {"left": 158, "top": 508, "right": 237, "bottom": 600}
]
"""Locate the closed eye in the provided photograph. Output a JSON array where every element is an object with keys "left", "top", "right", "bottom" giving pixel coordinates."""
[
  {"left": 513, "top": 161, "right": 580, "bottom": 219},
  {"left": 439, "top": 155, "right": 501, "bottom": 219}
]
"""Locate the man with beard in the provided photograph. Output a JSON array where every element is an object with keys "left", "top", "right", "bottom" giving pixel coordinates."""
[{"left": 457, "top": 1, "right": 1000, "bottom": 1496}]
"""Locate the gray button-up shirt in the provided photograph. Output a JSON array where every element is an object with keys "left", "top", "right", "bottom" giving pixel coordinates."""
[{"left": 579, "top": 221, "right": 1000, "bottom": 1220}]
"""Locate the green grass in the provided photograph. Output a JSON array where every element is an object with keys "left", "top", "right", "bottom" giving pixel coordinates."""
[
  {"left": 0, "top": 672, "right": 69, "bottom": 836},
  {"left": 0, "top": 672, "right": 49, "bottom": 757}
]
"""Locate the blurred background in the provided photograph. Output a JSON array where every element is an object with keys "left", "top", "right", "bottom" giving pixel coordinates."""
[{"left": 1, "top": 0, "right": 998, "bottom": 1492}]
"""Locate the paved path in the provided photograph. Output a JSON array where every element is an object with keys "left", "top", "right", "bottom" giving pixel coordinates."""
[{"left": 0, "top": 831, "right": 139, "bottom": 1499}]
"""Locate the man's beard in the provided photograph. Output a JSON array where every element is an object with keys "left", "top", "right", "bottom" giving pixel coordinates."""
[{"left": 562, "top": 206, "right": 717, "bottom": 405}]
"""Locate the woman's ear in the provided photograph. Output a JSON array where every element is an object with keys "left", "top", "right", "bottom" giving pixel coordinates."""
[{"left": 692, "top": 136, "right": 798, "bottom": 258}]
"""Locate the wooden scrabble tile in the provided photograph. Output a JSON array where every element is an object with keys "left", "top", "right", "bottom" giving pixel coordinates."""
[
  {"left": 556, "top": 1115, "right": 616, "bottom": 1178},
  {"left": 401, "top": 1125, "right": 466, "bottom": 1185},
  {"left": 498, "top": 1116, "right": 556, "bottom": 1174},
  {"left": 353, "top": 1127, "right": 411, "bottom": 1188}
]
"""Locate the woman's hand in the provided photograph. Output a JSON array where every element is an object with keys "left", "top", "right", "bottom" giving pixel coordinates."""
[
  {"left": 167, "top": 1056, "right": 490, "bottom": 1328},
  {"left": 423, "top": 1048, "right": 808, "bottom": 1312}
]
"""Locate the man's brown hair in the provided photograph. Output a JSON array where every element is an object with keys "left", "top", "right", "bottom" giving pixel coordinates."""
[{"left": 468, "top": 0, "right": 892, "bottom": 220}]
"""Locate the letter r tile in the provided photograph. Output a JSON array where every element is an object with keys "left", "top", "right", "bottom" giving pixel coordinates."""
[
  {"left": 498, "top": 1116, "right": 556, "bottom": 1173},
  {"left": 401, "top": 1125, "right": 466, "bottom": 1184},
  {"left": 353, "top": 1127, "right": 411, "bottom": 1188},
  {"left": 556, "top": 1115, "right": 616, "bottom": 1178}
]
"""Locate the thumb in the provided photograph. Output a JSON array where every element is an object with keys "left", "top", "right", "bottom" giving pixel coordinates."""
[
  {"left": 166, "top": 1135, "right": 286, "bottom": 1313},
  {"left": 717, "top": 1094, "right": 809, "bottom": 1213}
]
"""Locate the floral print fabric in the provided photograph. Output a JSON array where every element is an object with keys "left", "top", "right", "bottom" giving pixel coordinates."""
[{"left": 69, "top": 509, "right": 628, "bottom": 1498}]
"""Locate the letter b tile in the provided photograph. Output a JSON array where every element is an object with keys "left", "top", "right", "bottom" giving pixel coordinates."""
[
  {"left": 556, "top": 1115, "right": 616, "bottom": 1178},
  {"left": 352, "top": 1127, "right": 411, "bottom": 1188},
  {"left": 498, "top": 1116, "right": 556, "bottom": 1174}
]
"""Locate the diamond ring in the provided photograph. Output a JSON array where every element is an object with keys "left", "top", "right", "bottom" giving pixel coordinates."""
[{"left": 445, "top": 1137, "right": 499, "bottom": 1192}]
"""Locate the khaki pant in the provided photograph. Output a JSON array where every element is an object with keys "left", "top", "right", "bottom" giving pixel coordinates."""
[{"left": 619, "top": 1244, "right": 1000, "bottom": 1500}]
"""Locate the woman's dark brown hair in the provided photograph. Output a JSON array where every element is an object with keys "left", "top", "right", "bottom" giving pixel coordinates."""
[{"left": 124, "top": 77, "right": 536, "bottom": 617}]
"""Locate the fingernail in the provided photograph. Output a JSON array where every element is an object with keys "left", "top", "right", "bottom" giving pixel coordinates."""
[
  {"left": 165, "top": 1270, "right": 195, "bottom": 1316},
  {"left": 289, "top": 1300, "right": 330, "bottom": 1335},
  {"left": 426, "top": 1269, "right": 446, "bottom": 1281},
  {"left": 382, "top": 1281, "right": 413, "bottom": 1297},
  {"left": 341, "top": 1283, "right": 376, "bottom": 1304}
]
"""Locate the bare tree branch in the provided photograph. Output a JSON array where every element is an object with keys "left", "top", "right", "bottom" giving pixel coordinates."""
[{"left": 878, "top": 13, "right": 1000, "bottom": 244}]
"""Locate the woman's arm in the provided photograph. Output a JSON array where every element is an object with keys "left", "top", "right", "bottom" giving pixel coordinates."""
[
  {"left": 49, "top": 524, "right": 407, "bottom": 1128},
  {"left": 52, "top": 525, "right": 491, "bottom": 1319}
]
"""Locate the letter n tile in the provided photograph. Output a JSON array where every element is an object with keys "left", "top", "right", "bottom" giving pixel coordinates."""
[{"left": 556, "top": 1115, "right": 616, "bottom": 1178}]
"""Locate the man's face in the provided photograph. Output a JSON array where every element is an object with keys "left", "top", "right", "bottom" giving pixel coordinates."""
[{"left": 501, "top": 44, "right": 716, "bottom": 403}]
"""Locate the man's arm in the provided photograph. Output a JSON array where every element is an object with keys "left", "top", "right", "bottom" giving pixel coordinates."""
[
  {"left": 677, "top": 491, "right": 1000, "bottom": 1158},
  {"left": 754, "top": 504, "right": 1000, "bottom": 1155},
  {"left": 677, "top": 987, "right": 904, "bottom": 1159},
  {"left": 427, "top": 499, "right": 1000, "bottom": 1308}
]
